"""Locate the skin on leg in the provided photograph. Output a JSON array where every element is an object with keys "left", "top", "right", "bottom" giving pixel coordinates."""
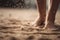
[
  {"left": 44, "top": 0, "right": 60, "bottom": 30},
  {"left": 33, "top": 0, "right": 46, "bottom": 28}
]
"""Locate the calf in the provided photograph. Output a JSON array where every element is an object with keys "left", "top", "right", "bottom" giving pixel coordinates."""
[{"left": 33, "top": 0, "right": 60, "bottom": 30}]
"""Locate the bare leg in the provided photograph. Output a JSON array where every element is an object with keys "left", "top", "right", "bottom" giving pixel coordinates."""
[
  {"left": 44, "top": 0, "right": 60, "bottom": 30},
  {"left": 33, "top": 0, "right": 46, "bottom": 28}
]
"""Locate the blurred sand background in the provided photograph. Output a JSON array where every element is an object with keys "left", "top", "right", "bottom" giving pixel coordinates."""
[{"left": 0, "top": 0, "right": 60, "bottom": 40}]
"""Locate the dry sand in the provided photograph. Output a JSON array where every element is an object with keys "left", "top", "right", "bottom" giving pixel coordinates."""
[{"left": 0, "top": 8, "right": 60, "bottom": 40}]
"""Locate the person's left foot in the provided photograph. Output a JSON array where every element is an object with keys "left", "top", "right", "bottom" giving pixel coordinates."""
[{"left": 43, "top": 22, "right": 58, "bottom": 31}]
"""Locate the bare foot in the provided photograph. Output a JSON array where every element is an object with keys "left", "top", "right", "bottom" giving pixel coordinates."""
[
  {"left": 31, "top": 17, "right": 45, "bottom": 28},
  {"left": 43, "top": 22, "right": 58, "bottom": 31}
]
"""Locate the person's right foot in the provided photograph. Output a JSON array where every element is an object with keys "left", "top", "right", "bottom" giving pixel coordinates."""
[{"left": 31, "top": 17, "right": 45, "bottom": 28}]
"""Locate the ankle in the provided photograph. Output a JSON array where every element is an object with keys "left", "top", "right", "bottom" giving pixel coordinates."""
[{"left": 46, "top": 21, "right": 55, "bottom": 25}]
